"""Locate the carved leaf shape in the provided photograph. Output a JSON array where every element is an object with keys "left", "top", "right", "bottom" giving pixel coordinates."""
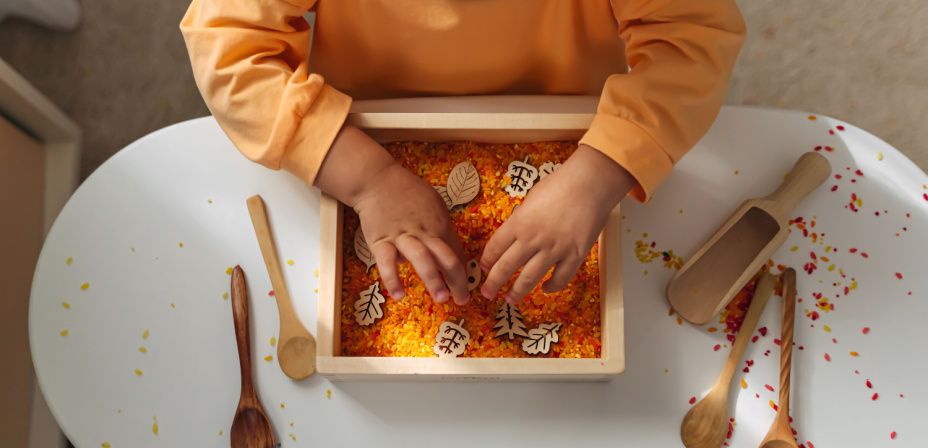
[
  {"left": 504, "top": 160, "right": 538, "bottom": 198},
  {"left": 447, "top": 161, "right": 480, "bottom": 206},
  {"left": 538, "top": 161, "right": 562, "bottom": 180},
  {"left": 433, "top": 185, "right": 453, "bottom": 210},
  {"left": 353, "top": 282, "right": 386, "bottom": 326},
  {"left": 354, "top": 228, "right": 376, "bottom": 272},
  {"left": 432, "top": 320, "right": 471, "bottom": 358},
  {"left": 521, "top": 323, "right": 563, "bottom": 354},
  {"left": 492, "top": 302, "right": 529, "bottom": 340}
]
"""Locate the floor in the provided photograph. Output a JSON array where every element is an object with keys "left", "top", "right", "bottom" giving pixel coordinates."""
[{"left": 1, "top": 0, "right": 925, "bottom": 180}]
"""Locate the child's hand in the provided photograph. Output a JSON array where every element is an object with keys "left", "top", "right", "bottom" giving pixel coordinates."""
[
  {"left": 480, "top": 145, "right": 635, "bottom": 304},
  {"left": 354, "top": 163, "right": 470, "bottom": 305},
  {"left": 315, "top": 125, "right": 470, "bottom": 305}
]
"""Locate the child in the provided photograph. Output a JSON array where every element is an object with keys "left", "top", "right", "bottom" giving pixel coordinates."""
[{"left": 181, "top": 0, "right": 745, "bottom": 307}]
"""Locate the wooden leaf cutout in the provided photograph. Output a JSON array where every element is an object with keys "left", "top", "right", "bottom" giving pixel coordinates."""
[
  {"left": 466, "top": 259, "right": 481, "bottom": 291},
  {"left": 353, "top": 282, "right": 386, "bottom": 326},
  {"left": 447, "top": 161, "right": 480, "bottom": 206},
  {"left": 538, "top": 161, "right": 562, "bottom": 180},
  {"left": 433, "top": 185, "right": 453, "bottom": 210},
  {"left": 433, "top": 320, "right": 471, "bottom": 358},
  {"left": 521, "top": 323, "right": 563, "bottom": 355},
  {"left": 354, "top": 228, "right": 376, "bottom": 272},
  {"left": 492, "top": 302, "right": 529, "bottom": 340},
  {"left": 504, "top": 159, "right": 538, "bottom": 198}
]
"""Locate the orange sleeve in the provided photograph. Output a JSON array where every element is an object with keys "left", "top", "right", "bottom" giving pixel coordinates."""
[
  {"left": 180, "top": 0, "right": 351, "bottom": 185},
  {"left": 579, "top": 0, "right": 746, "bottom": 202}
]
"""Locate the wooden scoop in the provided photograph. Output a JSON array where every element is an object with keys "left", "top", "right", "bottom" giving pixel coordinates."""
[
  {"left": 230, "top": 266, "right": 276, "bottom": 448},
  {"left": 760, "top": 268, "right": 799, "bottom": 448},
  {"left": 247, "top": 195, "right": 316, "bottom": 380},
  {"left": 680, "top": 272, "right": 776, "bottom": 448},
  {"left": 668, "top": 152, "right": 831, "bottom": 325}
]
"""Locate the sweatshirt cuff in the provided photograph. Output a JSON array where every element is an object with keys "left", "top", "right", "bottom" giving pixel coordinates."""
[
  {"left": 280, "top": 84, "right": 353, "bottom": 186},
  {"left": 579, "top": 113, "right": 674, "bottom": 203}
]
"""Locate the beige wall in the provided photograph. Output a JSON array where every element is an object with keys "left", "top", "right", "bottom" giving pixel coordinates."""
[{"left": 0, "top": 115, "right": 46, "bottom": 448}]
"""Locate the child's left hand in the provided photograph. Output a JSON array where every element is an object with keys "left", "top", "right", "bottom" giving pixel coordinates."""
[{"left": 480, "top": 144, "right": 636, "bottom": 304}]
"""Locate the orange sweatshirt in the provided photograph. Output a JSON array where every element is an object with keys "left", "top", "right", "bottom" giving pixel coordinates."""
[{"left": 180, "top": 0, "right": 745, "bottom": 202}]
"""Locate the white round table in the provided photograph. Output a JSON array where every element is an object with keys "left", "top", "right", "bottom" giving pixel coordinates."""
[{"left": 30, "top": 106, "right": 927, "bottom": 447}]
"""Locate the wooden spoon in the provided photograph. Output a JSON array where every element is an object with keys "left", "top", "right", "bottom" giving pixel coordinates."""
[
  {"left": 668, "top": 152, "right": 831, "bottom": 325},
  {"left": 760, "top": 268, "right": 799, "bottom": 448},
  {"left": 246, "top": 194, "right": 316, "bottom": 380},
  {"left": 681, "top": 272, "right": 777, "bottom": 448},
  {"left": 230, "top": 266, "right": 276, "bottom": 448}
]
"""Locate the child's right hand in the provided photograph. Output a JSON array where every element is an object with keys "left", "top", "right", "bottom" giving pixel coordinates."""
[{"left": 314, "top": 125, "right": 470, "bottom": 305}]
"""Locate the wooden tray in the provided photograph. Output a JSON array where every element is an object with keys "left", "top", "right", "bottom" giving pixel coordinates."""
[{"left": 316, "top": 111, "right": 625, "bottom": 381}]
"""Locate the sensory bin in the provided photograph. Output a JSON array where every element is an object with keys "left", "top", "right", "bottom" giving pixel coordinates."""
[{"left": 339, "top": 141, "right": 603, "bottom": 358}]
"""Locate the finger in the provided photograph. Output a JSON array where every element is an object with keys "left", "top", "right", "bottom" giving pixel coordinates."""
[
  {"left": 395, "top": 235, "right": 450, "bottom": 303},
  {"left": 431, "top": 211, "right": 467, "bottom": 264},
  {"left": 441, "top": 228, "right": 467, "bottom": 266},
  {"left": 480, "top": 241, "right": 532, "bottom": 300},
  {"left": 371, "top": 242, "right": 404, "bottom": 300},
  {"left": 480, "top": 222, "right": 516, "bottom": 273},
  {"left": 506, "top": 254, "right": 556, "bottom": 304},
  {"left": 542, "top": 255, "right": 584, "bottom": 294},
  {"left": 422, "top": 237, "right": 470, "bottom": 305}
]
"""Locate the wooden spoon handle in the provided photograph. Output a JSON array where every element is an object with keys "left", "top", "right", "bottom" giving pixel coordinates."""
[
  {"left": 778, "top": 268, "right": 797, "bottom": 414},
  {"left": 764, "top": 152, "right": 831, "bottom": 215},
  {"left": 719, "top": 272, "right": 776, "bottom": 387},
  {"left": 231, "top": 266, "right": 257, "bottom": 404},
  {"left": 246, "top": 195, "right": 299, "bottom": 327}
]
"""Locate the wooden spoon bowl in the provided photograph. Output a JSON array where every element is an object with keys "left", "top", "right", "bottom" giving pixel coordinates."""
[
  {"left": 680, "top": 390, "right": 730, "bottom": 448},
  {"left": 231, "top": 408, "right": 274, "bottom": 448},
  {"left": 279, "top": 335, "right": 316, "bottom": 375}
]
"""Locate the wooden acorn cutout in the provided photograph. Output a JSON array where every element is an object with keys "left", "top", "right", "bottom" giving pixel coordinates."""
[
  {"left": 466, "top": 259, "right": 481, "bottom": 291},
  {"left": 667, "top": 152, "right": 831, "bottom": 325},
  {"left": 433, "top": 320, "right": 470, "bottom": 358}
]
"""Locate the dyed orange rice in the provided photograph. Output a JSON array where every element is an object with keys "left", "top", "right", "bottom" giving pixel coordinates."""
[{"left": 340, "top": 141, "right": 602, "bottom": 358}]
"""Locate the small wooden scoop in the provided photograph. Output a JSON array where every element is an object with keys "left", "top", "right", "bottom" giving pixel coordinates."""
[
  {"left": 760, "top": 268, "right": 799, "bottom": 448},
  {"left": 230, "top": 266, "right": 276, "bottom": 448},
  {"left": 668, "top": 152, "right": 831, "bottom": 325},
  {"left": 681, "top": 272, "right": 776, "bottom": 448},
  {"left": 247, "top": 195, "right": 316, "bottom": 380}
]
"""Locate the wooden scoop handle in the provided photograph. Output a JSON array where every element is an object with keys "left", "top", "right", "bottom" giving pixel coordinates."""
[
  {"left": 764, "top": 152, "right": 832, "bottom": 216},
  {"left": 718, "top": 272, "right": 776, "bottom": 389},
  {"left": 231, "top": 266, "right": 257, "bottom": 407}
]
